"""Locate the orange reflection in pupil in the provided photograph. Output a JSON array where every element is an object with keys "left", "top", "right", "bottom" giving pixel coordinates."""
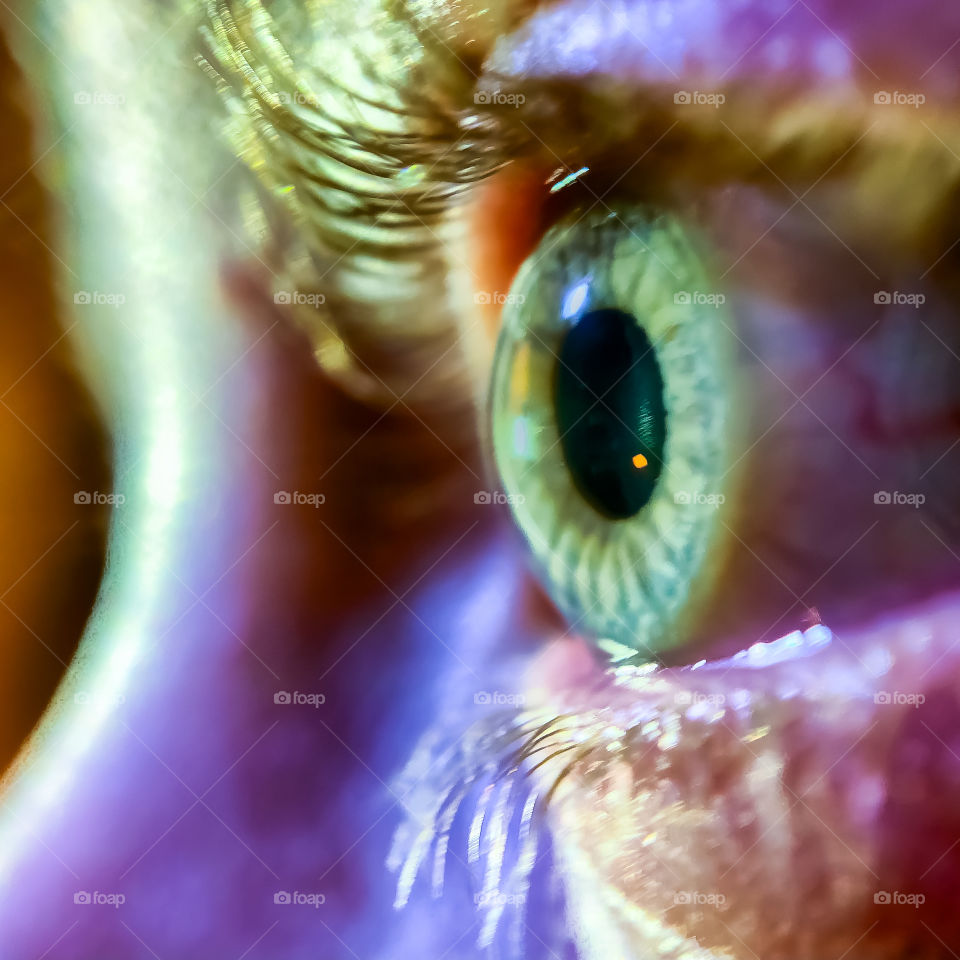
[{"left": 632, "top": 453, "right": 648, "bottom": 469}]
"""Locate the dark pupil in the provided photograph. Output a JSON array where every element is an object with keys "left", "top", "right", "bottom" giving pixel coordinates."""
[{"left": 553, "top": 308, "right": 667, "bottom": 520}]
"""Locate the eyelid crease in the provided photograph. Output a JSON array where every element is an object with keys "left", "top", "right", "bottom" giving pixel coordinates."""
[{"left": 471, "top": 76, "right": 960, "bottom": 262}]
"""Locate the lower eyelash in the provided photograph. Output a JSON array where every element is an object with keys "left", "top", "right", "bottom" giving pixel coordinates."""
[
  {"left": 388, "top": 654, "right": 773, "bottom": 955},
  {"left": 390, "top": 707, "right": 572, "bottom": 952},
  {"left": 389, "top": 696, "right": 655, "bottom": 955}
]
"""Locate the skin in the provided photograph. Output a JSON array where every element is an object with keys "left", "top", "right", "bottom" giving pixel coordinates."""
[
  {"left": 3, "top": 0, "right": 960, "bottom": 958},
  {"left": 0, "top": 35, "right": 106, "bottom": 772}
]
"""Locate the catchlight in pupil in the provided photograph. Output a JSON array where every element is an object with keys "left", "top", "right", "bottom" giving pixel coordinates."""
[{"left": 554, "top": 308, "right": 667, "bottom": 520}]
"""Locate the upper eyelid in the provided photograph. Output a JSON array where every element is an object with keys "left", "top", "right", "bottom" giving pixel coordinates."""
[
  {"left": 475, "top": 0, "right": 960, "bottom": 243},
  {"left": 484, "top": 79, "right": 960, "bottom": 238},
  {"left": 201, "top": 1, "right": 511, "bottom": 238}
]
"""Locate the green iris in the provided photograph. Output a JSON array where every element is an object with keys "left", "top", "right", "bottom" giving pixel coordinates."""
[{"left": 489, "top": 207, "right": 731, "bottom": 655}]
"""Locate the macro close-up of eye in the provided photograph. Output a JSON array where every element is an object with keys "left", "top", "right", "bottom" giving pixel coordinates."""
[{"left": 5, "top": 1, "right": 960, "bottom": 959}]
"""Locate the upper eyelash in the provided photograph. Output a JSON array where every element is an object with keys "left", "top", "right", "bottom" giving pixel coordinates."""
[
  {"left": 197, "top": 0, "right": 532, "bottom": 408},
  {"left": 200, "top": 0, "right": 960, "bottom": 283},
  {"left": 198, "top": 0, "right": 515, "bottom": 249}
]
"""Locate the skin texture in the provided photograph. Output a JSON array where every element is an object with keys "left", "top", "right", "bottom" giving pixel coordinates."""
[{"left": 3, "top": 1, "right": 960, "bottom": 959}]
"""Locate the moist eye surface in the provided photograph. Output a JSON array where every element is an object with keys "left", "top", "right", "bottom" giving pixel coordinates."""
[{"left": 554, "top": 307, "right": 667, "bottom": 521}]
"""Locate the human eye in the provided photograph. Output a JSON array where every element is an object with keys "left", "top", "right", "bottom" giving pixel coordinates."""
[
  {"left": 390, "top": 7, "right": 960, "bottom": 960},
  {"left": 5, "top": 1, "right": 960, "bottom": 960}
]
